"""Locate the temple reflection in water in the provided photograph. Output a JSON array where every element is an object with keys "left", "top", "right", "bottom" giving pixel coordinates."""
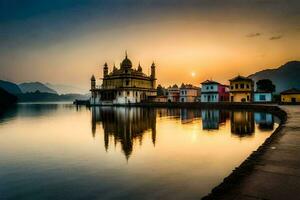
[
  {"left": 91, "top": 107, "right": 273, "bottom": 158},
  {"left": 91, "top": 107, "right": 156, "bottom": 159}
]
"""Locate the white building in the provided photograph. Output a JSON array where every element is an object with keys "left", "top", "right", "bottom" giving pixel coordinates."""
[
  {"left": 167, "top": 85, "right": 180, "bottom": 102},
  {"left": 179, "top": 84, "right": 199, "bottom": 102},
  {"left": 200, "top": 80, "right": 219, "bottom": 102},
  {"left": 253, "top": 91, "right": 272, "bottom": 102}
]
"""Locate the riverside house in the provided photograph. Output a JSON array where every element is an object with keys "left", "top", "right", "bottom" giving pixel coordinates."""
[
  {"left": 254, "top": 90, "right": 273, "bottom": 103},
  {"left": 167, "top": 84, "right": 180, "bottom": 102},
  {"left": 280, "top": 88, "right": 300, "bottom": 103},
  {"left": 200, "top": 80, "right": 229, "bottom": 102},
  {"left": 179, "top": 84, "right": 199, "bottom": 102},
  {"left": 229, "top": 76, "right": 254, "bottom": 102}
]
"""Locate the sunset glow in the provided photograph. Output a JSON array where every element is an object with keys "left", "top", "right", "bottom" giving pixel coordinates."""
[{"left": 0, "top": 0, "right": 299, "bottom": 90}]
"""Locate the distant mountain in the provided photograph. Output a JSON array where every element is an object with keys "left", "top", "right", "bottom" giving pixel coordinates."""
[
  {"left": 0, "top": 80, "right": 22, "bottom": 95},
  {"left": 17, "top": 91, "right": 89, "bottom": 102},
  {"left": 0, "top": 87, "right": 17, "bottom": 107},
  {"left": 19, "top": 82, "right": 57, "bottom": 94},
  {"left": 45, "top": 83, "right": 87, "bottom": 95},
  {"left": 248, "top": 61, "right": 300, "bottom": 93}
]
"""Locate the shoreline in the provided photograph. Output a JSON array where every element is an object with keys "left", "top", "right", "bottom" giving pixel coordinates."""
[{"left": 202, "top": 105, "right": 288, "bottom": 199}]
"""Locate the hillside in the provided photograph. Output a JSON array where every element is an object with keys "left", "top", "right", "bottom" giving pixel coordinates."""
[
  {"left": 0, "top": 80, "right": 22, "bottom": 94},
  {"left": 19, "top": 82, "right": 57, "bottom": 94},
  {"left": 16, "top": 91, "right": 89, "bottom": 102},
  {"left": 45, "top": 83, "right": 87, "bottom": 94},
  {"left": 0, "top": 87, "right": 17, "bottom": 107},
  {"left": 248, "top": 61, "right": 300, "bottom": 93}
]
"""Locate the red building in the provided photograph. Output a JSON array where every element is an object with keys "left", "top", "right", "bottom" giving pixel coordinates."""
[{"left": 218, "top": 84, "right": 230, "bottom": 102}]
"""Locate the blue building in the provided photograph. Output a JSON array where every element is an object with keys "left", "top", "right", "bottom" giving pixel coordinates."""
[{"left": 254, "top": 90, "right": 272, "bottom": 102}]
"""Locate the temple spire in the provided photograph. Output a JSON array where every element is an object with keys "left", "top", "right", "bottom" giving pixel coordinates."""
[{"left": 125, "top": 50, "right": 128, "bottom": 59}]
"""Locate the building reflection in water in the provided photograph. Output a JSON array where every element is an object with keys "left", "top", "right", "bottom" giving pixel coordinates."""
[
  {"left": 180, "top": 109, "right": 201, "bottom": 124},
  {"left": 91, "top": 107, "right": 265, "bottom": 158},
  {"left": 230, "top": 111, "right": 255, "bottom": 136},
  {"left": 156, "top": 108, "right": 201, "bottom": 124},
  {"left": 202, "top": 110, "right": 220, "bottom": 130},
  {"left": 201, "top": 110, "right": 229, "bottom": 130},
  {"left": 254, "top": 112, "right": 274, "bottom": 130},
  {"left": 91, "top": 107, "right": 156, "bottom": 159}
]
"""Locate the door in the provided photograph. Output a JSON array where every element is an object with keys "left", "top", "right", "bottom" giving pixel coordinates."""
[{"left": 291, "top": 98, "right": 296, "bottom": 103}]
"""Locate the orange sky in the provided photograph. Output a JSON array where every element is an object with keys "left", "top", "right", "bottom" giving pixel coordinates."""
[{"left": 0, "top": 1, "right": 299, "bottom": 90}]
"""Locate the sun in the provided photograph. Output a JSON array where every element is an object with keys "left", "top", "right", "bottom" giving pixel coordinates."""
[{"left": 191, "top": 72, "right": 196, "bottom": 77}]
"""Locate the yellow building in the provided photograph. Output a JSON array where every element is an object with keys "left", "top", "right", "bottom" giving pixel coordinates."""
[
  {"left": 90, "top": 53, "right": 157, "bottom": 105},
  {"left": 280, "top": 88, "right": 300, "bottom": 103},
  {"left": 229, "top": 75, "right": 254, "bottom": 102}
]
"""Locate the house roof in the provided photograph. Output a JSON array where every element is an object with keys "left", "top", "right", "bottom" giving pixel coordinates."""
[
  {"left": 280, "top": 88, "right": 300, "bottom": 95},
  {"left": 229, "top": 75, "right": 253, "bottom": 82},
  {"left": 201, "top": 80, "right": 220, "bottom": 85},
  {"left": 180, "top": 83, "right": 199, "bottom": 89}
]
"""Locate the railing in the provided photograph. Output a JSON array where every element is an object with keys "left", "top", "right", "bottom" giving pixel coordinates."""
[{"left": 95, "top": 85, "right": 117, "bottom": 89}]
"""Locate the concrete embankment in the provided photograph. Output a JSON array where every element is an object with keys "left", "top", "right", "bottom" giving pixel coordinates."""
[{"left": 203, "top": 105, "right": 300, "bottom": 200}]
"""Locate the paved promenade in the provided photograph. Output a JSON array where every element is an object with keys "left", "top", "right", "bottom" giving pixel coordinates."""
[{"left": 212, "top": 106, "right": 300, "bottom": 200}]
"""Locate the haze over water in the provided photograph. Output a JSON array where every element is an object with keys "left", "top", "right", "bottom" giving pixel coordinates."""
[{"left": 0, "top": 103, "right": 279, "bottom": 199}]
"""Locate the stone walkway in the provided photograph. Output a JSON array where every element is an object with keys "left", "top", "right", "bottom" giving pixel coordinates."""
[{"left": 215, "top": 106, "right": 300, "bottom": 200}]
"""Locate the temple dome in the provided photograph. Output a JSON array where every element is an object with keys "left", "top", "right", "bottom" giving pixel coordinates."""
[{"left": 121, "top": 53, "right": 132, "bottom": 69}]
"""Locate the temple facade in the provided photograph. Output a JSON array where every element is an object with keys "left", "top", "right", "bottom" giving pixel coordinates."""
[{"left": 90, "top": 53, "right": 157, "bottom": 105}]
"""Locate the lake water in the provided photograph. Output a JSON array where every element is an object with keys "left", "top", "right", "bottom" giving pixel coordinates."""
[{"left": 0, "top": 103, "right": 279, "bottom": 200}]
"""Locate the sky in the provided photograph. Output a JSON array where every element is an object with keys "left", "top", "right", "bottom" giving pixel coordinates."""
[{"left": 0, "top": 0, "right": 299, "bottom": 90}]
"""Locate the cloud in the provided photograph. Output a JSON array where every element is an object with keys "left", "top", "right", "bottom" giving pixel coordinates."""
[
  {"left": 246, "top": 33, "right": 261, "bottom": 38},
  {"left": 269, "top": 35, "right": 283, "bottom": 40}
]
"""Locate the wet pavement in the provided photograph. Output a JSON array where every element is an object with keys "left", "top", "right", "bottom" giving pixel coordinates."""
[{"left": 215, "top": 106, "right": 300, "bottom": 200}]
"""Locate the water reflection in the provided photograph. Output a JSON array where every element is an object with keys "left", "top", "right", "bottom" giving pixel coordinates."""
[
  {"left": 91, "top": 107, "right": 156, "bottom": 159},
  {"left": 0, "top": 104, "right": 279, "bottom": 200},
  {"left": 201, "top": 110, "right": 229, "bottom": 130},
  {"left": 255, "top": 112, "right": 274, "bottom": 130},
  {"left": 91, "top": 107, "right": 276, "bottom": 158},
  {"left": 231, "top": 111, "right": 255, "bottom": 136}
]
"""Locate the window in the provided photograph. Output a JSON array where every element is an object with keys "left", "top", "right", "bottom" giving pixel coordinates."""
[
  {"left": 246, "top": 84, "right": 249, "bottom": 89},
  {"left": 125, "top": 70, "right": 128, "bottom": 73},
  {"left": 126, "top": 80, "right": 129, "bottom": 86},
  {"left": 259, "top": 94, "right": 266, "bottom": 101},
  {"left": 127, "top": 91, "right": 130, "bottom": 96},
  {"left": 241, "top": 83, "right": 244, "bottom": 89},
  {"left": 119, "top": 92, "right": 121, "bottom": 96},
  {"left": 231, "top": 86, "right": 234, "bottom": 89},
  {"left": 247, "top": 95, "right": 250, "bottom": 101},
  {"left": 206, "top": 86, "right": 209, "bottom": 90},
  {"left": 211, "top": 86, "right": 213, "bottom": 89},
  {"left": 235, "top": 84, "right": 238, "bottom": 89}
]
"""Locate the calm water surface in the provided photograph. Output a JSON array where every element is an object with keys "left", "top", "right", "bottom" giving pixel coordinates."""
[{"left": 0, "top": 103, "right": 279, "bottom": 200}]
